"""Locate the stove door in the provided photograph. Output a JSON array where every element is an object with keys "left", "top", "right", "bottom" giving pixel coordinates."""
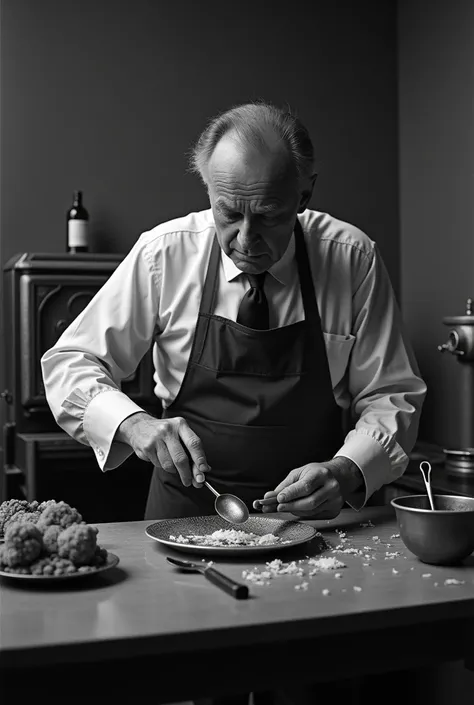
[{"left": 17, "top": 273, "right": 154, "bottom": 429}]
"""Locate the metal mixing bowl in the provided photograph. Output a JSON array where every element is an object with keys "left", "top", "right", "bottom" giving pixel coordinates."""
[{"left": 390, "top": 494, "right": 474, "bottom": 565}]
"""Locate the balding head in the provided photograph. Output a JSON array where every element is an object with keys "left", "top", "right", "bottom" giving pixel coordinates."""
[
  {"left": 189, "top": 101, "right": 315, "bottom": 187},
  {"left": 207, "top": 127, "right": 297, "bottom": 191}
]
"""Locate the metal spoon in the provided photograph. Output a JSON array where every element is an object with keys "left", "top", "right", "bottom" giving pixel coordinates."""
[
  {"left": 420, "top": 461, "right": 436, "bottom": 510},
  {"left": 204, "top": 480, "right": 249, "bottom": 524},
  {"left": 166, "top": 556, "right": 249, "bottom": 599}
]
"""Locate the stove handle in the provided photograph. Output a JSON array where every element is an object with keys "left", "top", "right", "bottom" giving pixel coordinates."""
[
  {"left": 0, "top": 389, "right": 13, "bottom": 405},
  {"left": 2, "top": 421, "right": 16, "bottom": 467}
]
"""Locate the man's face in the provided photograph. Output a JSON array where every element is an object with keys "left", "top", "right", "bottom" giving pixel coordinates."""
[{"left": 204, "top": 133, "right": 308, "bottom": 274}]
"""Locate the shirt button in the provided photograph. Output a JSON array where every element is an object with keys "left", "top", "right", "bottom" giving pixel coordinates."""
[{"left": 97, "top": 449, "right": 104, "bottom": 458}]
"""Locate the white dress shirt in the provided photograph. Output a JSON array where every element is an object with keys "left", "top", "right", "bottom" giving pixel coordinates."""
[{"left": 41, "top": 208, "right": 427, "bottom": 507}]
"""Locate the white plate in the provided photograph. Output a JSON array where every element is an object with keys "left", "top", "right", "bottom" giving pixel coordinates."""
[
  {"left": 0, "top": 552, "right": 120, "bottom": 582},
  {"left": 145, "top": 515, "right": 318, "bottom": 556}
]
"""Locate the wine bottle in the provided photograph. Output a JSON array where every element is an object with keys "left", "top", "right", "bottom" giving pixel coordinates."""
[{"left": 66, "top": 190, "right": 89, "bottom": 253}]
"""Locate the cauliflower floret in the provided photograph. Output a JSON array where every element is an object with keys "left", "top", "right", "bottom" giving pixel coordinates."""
[
  {"left": 37, "top": 501, "right": 83, "bottom": 530},
  {"left": 42, "top": 525, "right": 62, "bottom": 555},
  {"left": 57, "top": 524, "right": 98, "bottom": 566},
  {"left": 3, "top": 510, "right": 42, "bottom": 533},
  {"left": 37, "top": 499, "right": 57, "bottom": 512},
  {"left": 30, "top": 555, "right": 77, "bottom": 576},
  {"left": 0, "top": 499, "right": 31, "bottom": 533},
  {"left": 3, "top": 522, "right": 43, "bottom": 566}
]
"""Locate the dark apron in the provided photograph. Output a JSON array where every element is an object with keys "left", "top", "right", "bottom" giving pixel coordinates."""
[{"left": 145, "top": 218, "right": 344, "bottom": 519}]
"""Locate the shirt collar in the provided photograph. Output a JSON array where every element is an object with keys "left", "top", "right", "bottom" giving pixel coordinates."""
[{"left": 220, "top": 231, "right": 295, "bottom": 286}]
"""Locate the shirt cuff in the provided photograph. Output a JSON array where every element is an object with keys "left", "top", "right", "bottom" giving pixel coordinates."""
[
  {"left": 334, "top": 430, "right": 401, "bottom": 510},
  {"left": 83, "top": 390, "right": 145, "bottom": 471}
]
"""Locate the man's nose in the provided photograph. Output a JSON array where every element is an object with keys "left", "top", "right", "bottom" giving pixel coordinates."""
[{"left": 237, "top": 221, "right": 258, "bottom": 252}]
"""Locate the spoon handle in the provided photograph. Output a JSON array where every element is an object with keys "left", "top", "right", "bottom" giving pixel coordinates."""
[
  {"left": 204, "top": 480, "right": 220, "bottom": 498},
  {"left": 420, "top": 461, "right": 436, "bottom": 510},
  {"left": 204, "top": 566, "right": 249, "bottom": 600}
]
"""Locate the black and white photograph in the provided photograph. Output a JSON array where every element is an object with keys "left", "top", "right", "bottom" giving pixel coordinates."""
[{"left": 1, "top": 1, "right": 473, "bottom": 703}]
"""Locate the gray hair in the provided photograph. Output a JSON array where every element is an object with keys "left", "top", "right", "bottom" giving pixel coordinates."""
[{"left": 188, "top": 100, "right": 315, "bottom": 184}]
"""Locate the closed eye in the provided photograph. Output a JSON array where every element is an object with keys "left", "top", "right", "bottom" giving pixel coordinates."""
[
  {"left": 260, "top": 213, "right": 280, "bottom": 224},
  {"left": 222, "top": 211, "right": 241, "bottom": 222}
]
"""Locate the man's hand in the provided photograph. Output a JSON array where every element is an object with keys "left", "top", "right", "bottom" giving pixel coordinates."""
[
  {"left": 114, "top": 412, "right": 210, "bottom": 489},
  {"left": 252, "top": 458, "right": 364, "bottom": 519}
]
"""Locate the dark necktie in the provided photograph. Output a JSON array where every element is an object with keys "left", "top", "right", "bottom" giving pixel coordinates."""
[{"left": 236, "top": 273, "right": 269, "bottom": 329}]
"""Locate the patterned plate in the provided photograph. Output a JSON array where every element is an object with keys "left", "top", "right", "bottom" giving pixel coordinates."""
[
  {"left": 145, "top": 515, "right": 318, "bottom": 555},
  {"left": 0, "top": 552, "right": 120, "bottom": 582}
]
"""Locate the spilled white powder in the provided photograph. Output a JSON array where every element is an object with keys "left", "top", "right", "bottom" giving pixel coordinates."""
[{"left": 295, "top": 582, "right": 309, "bottom": 591}]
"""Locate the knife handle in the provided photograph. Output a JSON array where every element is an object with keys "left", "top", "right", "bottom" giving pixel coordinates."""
[{"left": 205, "top": 566, "right": 249, "bottom": 600}]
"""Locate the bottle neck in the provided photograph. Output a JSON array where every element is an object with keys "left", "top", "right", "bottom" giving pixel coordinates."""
[{"left": 73, "top": 190, "right": 83, "bottom": 207}]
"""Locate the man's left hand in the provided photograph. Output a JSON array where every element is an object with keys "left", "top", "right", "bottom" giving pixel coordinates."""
[{"left": 253, "top": 459, "right": 363, "bottom": 519}]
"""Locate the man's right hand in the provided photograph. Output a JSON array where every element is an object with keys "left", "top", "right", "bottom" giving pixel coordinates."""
[{"left": 114, "top": 412, "right": 210, "bottom": 488}]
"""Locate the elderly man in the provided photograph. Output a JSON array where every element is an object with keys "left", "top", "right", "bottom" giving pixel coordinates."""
[
  {"left": 42, "top": 100, "right": 426, "bottom": 524},
  {"left": 41, "top": 99, "right": 426, "bottom": 705}
]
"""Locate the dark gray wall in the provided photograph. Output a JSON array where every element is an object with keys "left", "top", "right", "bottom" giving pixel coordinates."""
[
  {"left": 399, "top": 0, "right": 474, "bottom": 448},
  {"left": 0, "top": 0, "right": 400, "bottom": 268},
  {"left": 0, "top": 0, "right": 400, "bottom": 452}
]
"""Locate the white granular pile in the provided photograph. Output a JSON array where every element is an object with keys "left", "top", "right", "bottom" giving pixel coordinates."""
[
  {"left": 333, "top": 547, "right": 364, "bottom": 555},
  {"left": 169, "top": 529, "right": 282, "bottom": 546},
  {"left": 308, "top": 556, "right": 346, "bottom": 571},
  {"left": 242, "top": 556, "right": 347, "bottom": 585},
  {"left": 268, "top": 559, "right": 304, "bottom": 575},
  {"left": 242, "top": 559, "right": 305, "bottom": 585},
  {"left": 444, "top": 578, "right": 465, "bottom": 586}
]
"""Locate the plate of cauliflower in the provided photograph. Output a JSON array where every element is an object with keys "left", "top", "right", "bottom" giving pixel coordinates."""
[{"left": 0, "top": 498, "right": 119, "bottom": 581}]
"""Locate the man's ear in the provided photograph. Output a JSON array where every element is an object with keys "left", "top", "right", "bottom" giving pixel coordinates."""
[{"left": 297, "top": 173, "right": 318, "bottom": 213}]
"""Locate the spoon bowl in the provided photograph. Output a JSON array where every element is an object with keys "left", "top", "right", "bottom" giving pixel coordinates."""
[{"left": 204, "top": 481, "right": 249, "bottom": 524}]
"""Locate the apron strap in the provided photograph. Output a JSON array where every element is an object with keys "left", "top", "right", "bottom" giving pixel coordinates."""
[
  {"left": 190, "top": 236, "right": 222, "bottom": 360},
  {"left": 199, "top": 235, "right": 222, "bottom": 316},
  {"left": 294, "top": 217, "right": 319, "bottom": 328}
]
